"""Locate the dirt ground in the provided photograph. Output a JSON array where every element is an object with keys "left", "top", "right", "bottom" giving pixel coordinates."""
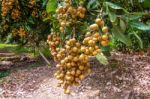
[{"left": 0, "top": 52, "right": 150, "bottom": 99}]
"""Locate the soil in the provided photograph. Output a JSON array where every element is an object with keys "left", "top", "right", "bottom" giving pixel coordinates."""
[{"left": 0, "top": 52, "right": 150, "bottom": 99}]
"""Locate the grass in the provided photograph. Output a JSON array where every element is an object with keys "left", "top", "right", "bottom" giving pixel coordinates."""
[
  {"left": 0, "top": 43, "right": 34, "bottom": 54},
  {"left": 0, "top": 43, "right": 51, "bottom": 56},
  {"left": 0, "top": 43, "right": 51, "bottom": 78},
  {"left": 0, "top": 70, "right": 10, "bottom": 78},
  {"left": 0, "top": 43, "right": 51, "bottom": 63},
  {"left": 29, "top": 62, "right": 42, "bottom": 68},
  {"left": 0, "top": 43, "right": 17, "bottom": 49}
]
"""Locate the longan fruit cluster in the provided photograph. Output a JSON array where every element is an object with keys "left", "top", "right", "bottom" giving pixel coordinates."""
[
  {"left": 32, "top": 9, "right": 39, "bottom": 18},
  {"left": 1, "top": 20, "right": 9, "bottom": 32},
  {"left": 27, "top": 0, "right": 36, "bottom": 8},
  {"left": 89, "top": 18, "right": 109, "bottom": 47},
  {"left": 12, "top": 28, "right": 27, "bottom": 37},
  {"left": 1, "top": 0, "right": 21, "bottom": 21},
  {"left": 47, "top": 0, "right": 110, "bottom": 94},
  {"left": 12, "top": 28, "right": 18, "bottom": 37},
  {"left": 48, "top": 37, "right": 92, "bottom": 94},
  {"left": 11, "top": 8, "right": 21, "bottom": 21},
  {"left": 41, "top": 11, "right": 48, "bottom": 19},
  {"left": 47, "top": 23, "right": 109, "bottom": 94},
  {"left": 47, "top": 33, "right": 61, "bottom": 61},
  {"left": 10, "top": 0, "right": 21, "bottom": 21},
  {"left": 56, "top": 0, "right": 86, "bottom": 32},
  {"left": 47, "top": 30, "right": 110, "bottom": 94},
  {"left": 1, "top": 0, "right": 14, "bottom": 17},
  {"left": 82, "top": 32, "right": 102, "bottom": 56}
]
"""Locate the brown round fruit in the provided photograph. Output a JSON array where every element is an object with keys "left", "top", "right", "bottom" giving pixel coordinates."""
[
  {"left": 79, "top": 54, "right": 85, "bottom": 60},
  {"left": 85, "top": 32, "right": 91, "bottom": 37},
  {"left": 76, "top": 70, "right": 81, "bottom": 75},
  {"left": 102, "top": 35, "right": 108, "bottom": 41},
  {"left": 64, "top": 88, "right": 70, "bottom": 94},
  {"left": 102, "top": 26, "right": 108, "bottom": 33},
  {"left": 80, "top": 46, "right": 86, "bottom": 52},
  {"left": 88, "top": 40, "right": 95, "bottom": 46},
  {"left": 89, "top": 24, "right": 99, "bottom": 31},
  {"left": 101, "top": 41, "right": 109, "bottom": 46},
  {"left": 95, "top": 18, "right": 103, "bottom": 26},
  {"left": 79, "top": 74, "right": 85, "bottom": 80},
  {"left": 79, "top": 65, "right": 84, "bottom": 70}
]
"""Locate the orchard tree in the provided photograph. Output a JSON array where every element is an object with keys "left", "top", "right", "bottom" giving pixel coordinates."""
[
  {"left": 47, "top": 0, "right": 110, "bottom": 94},
  {"left": 46, "top": 0, "right": 150, "bottom": 94},
  {"left": 0, "top": 0, "right": 50, "bottom": 46}
]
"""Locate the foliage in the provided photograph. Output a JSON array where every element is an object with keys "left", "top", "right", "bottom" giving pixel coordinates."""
[
  {"left": 45, "top": 0, "right": 150, "bottom": 93},
  {"left": 46, "top": 0, "right": 111, "bottom": 94},
  {"left": 86, "top": 0, "right": 150, "bottom": 50},
  {"left": 0, "top": 0, "right": 50, "bottom": 46}
]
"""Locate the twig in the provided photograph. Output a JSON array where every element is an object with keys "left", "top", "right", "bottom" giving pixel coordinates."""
[{"left": 38, "top": 49, "right": 51, "bottom": 66}]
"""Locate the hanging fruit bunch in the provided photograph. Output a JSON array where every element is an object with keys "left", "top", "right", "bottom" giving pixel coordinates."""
[
  {"left": 31, "top": 8, "right": 39, "bottom": 18},
  {"left": 0, "top": 0, "right": 50, "bottom": 45},
  {"left": 27, "top": 0, "right": 36, "bottom": 8},
  {"left": 1, "top": 0, "right": 15, "bottom": 17},
  {"left": 56, "top": 0, "right": 86, "bottom": 32},
  {"left": 1, "top": 0, "right": 21, "bottom": 21},
  {"left": 1, "top": 20, "right": 9, "bottom": 32},
  {"left": 47, "top": 0, "right": 110, "bottom": 94},
  {"left": 12, "top": 27, "right": 27, "bottom": 38}
]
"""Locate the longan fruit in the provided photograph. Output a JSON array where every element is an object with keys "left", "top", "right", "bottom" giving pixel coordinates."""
[
  {"left": 76, "top": 42, "right": 80, "bottom": 47},
  {"left": 102, "top": 35, "right": 108, "bottom": 41},
  {"left": 60, "top": 27, "right": 64, "bottom": 32},
  {"left": 95, "top": 18, "right": 103, "bottom": 26},
  {"left": 64, "top": 88, "right": 70, "bottom": 94},
  {"left": 89, "top": 47, "right": 94, "bottom": 52},
  {"left": 79, "top": 13, "right": 85, "bottom": 18},
  {"left": 79, "top": 65, "right": 84, "bottom": 70},
  {"left": 65, "top": 75, "right": 73, "bottom": 81},
  {"left": 85, "top": 49, "right": 90, "bottom": 55},
  {"left": 61, "top": 22, "right": 66, "bottom": 27},
  {"left": 61, "top": 60, "right": 65, "bottom": 65},
  {"left": 71, "top": 70, "right": 76, "bottom": 75},
  {"left": 67, "top": 63, "right": 71, "bottom": 68},
  {"left": 68, "top": 55, "right": 73, "bottom": 60},
  {"left": 92, "top": 51, "right": 98, "bottom": 56},
  {"left": 71, "top": 62, "right": 76, "bottom": 67},
  {"left": 76, "top": 70, "right": 81, "bottom": 75},
  {"left": 88, "top": 40, "right": 95, "bottom": 46},
  {"left": 73, "top": 56, "right": 78, "bottom": 62},
  {"left": 79, "top": 54, "right": 85, "bottom": 60},
  {"left": 85, "top": 32, "right": 91, "bottom": 37},
  {"left": 89, "top": 24, "right": 99, "bottom": 31},
  {"left": 102, "top": 26, "right": 108, "bottom": 33},
  {"left": 101, "top": 41, "right": 109, "bottom": 46},
  {"left": 79, "top": 74, "right": 85, "bottom": 80},
  {"left": 87, "top": 69, "right": 92, "bottom": 74},
  {"left": 80, "top": 46, "right": 86, "bottom": 52}
]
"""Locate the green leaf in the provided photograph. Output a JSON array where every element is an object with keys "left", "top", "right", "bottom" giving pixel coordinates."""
[
  {"left": 87, "top": 0, "right": 99, "bottom": 9},
  {"left": 112, "top": 25, "right": 132, "bottom": 46},
  {"left": 43, "top": 17, "right": 51, "bottom": 22},
  {"left": 125, "top": 15, "right": 141, "bottom": 20},
  {"left": 108, "top": 8, "right": 117, "bottom": 22},
  {"left": 142, "top": 0, "right": 150, "bottom": 8},
  {"left": 96, "top": 53, "right": 109, "bottom": 65},
  {"left": 130, "top": 21, "right": 150, "bottom": 31},
  {"left": 119, "top": 19, "right": 126, "bottom": 33},
  {"left": 46, "top": 0, "right": 57, "bottom": 13},
  {"left": 42, "top": 0, "right": 47, "bottom": 7},
  {"left": 105, "top": 2, "right": 122, "bottom": 9},
  {"left": 132, "top": 32, "right": 143, "bottom": 49}
]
